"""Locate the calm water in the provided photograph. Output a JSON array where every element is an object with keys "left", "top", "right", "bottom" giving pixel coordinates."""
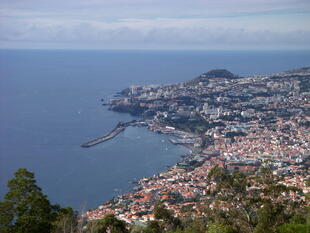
[{"left": 0, "top": 50, "right": 309, "bottom": 210}]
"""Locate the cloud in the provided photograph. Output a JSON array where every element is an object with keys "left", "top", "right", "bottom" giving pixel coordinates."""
[
  {"left": 1, "top": 16, "right": 309, "bottom": 49},
  {"left": 0, "top": 0, "right": 309, "bottom": 49},
  {"left": 1, "top": 0, "right": 310, "bottom": 21}
]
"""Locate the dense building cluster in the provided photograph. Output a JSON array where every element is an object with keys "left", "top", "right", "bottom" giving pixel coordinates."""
[{"left": 84, "top": 68, "right": 310, "bottom": 223}]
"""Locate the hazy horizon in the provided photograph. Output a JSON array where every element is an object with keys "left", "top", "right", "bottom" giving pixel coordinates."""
[{"left": 1, "top": 0, "right": 309, "bottom": 50}]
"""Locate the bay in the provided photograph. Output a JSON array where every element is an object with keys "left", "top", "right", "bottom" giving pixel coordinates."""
[{"left": 0, "top": 49, "right": 309, "bottom": 210}]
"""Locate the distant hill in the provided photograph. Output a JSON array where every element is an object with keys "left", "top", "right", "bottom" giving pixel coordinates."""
[
  {"left": 285, "top": 67, "right": 310, "bottom": 74},
  {"left": 186, "top": 69, "right": 240, "bottom": 85},
  {"left": 203, "top": 69, "right": 239, "bottom": 79}
]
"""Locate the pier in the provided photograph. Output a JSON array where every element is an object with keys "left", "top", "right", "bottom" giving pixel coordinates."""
[
  {"left": 81, "top": 120, "right": 142, "bottom": 148},
  {"left": 81, "top": 121, "right": 128, "bottom": 148}
]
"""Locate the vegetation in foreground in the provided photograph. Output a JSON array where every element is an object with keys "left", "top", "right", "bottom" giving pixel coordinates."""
[{"left": 0, "top": 168, "right": 309, "bottom": 233}]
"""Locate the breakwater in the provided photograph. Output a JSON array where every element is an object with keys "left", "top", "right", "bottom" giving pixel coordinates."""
[{"left": 81, "top": 120, "right": 143, "bottom": 148}]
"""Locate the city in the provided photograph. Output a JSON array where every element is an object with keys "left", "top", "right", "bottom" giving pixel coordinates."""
[{"left": 84, "top": 68, "right": 310, "bottom": 223}]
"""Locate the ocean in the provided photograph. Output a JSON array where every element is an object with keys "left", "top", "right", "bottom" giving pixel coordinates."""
[{"left": 0, "top": 49, "right": 309, "bottom": 210}]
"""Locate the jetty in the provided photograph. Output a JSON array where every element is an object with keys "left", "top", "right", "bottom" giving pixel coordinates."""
[{"left": 81, "top": 120, "right": 142, "bottom": 148}]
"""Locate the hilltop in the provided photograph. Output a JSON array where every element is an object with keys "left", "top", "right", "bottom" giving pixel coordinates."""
[
  {"left": 186, "top": 69, "right": 240, "bottom": 85},
  {"left": 285, "top": 66, "right": 310, "bottom": 74}
]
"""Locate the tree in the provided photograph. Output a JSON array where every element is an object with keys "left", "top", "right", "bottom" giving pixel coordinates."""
[
  {"left": 207, "top": 223, "right": 235, "bottom": 233},
  {"left": 154, "top": 203, "right": 172, "bottom": 222},
  {"left": 181, "top": 218, "right": 208, "bottom": 233},
  {"left": 87, "top": 214, "right": 128, "bottom": 233},
  {"left": 277, "top": 223, "right": 310, "bottom": 233},
  {"left": 153, "top": 202, "right": 181, "bottom": 232},
  {"left": 0, "top": 168, "right": 60, "bottom": 233},
  {"left": 0, "top": 201, "right": 14, "bottom": 233},
  {"left": 143, "top": 221, "right": 162, "bottom": 233},
  {"left": 253, "top": 201, "right": 285, "bottom": 233},
  {"left": 277, "top": 209, "right": 310, "bottom": 233},
  {"left": 52, "top": 206, "right": 78, "bottom": 233},
  {"left": 205, "top": 167, "right": 307, "bottom": 233}
]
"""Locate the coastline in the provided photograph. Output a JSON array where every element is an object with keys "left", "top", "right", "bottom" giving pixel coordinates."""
[
  {"left": 83, "top": 67, "right": 310, "bottom": 222},
  {"left": 81, "top": 112, "right": 202, "bottom": 214}
]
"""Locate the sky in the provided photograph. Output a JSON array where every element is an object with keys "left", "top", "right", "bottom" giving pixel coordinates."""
[{"left": 0, "top": 0, "right": 310, "bottom": 50}]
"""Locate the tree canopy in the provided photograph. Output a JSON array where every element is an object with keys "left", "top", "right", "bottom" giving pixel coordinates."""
[
  {"left": 1, "top": 168, "right": 309, "bottom": 233},
  {"left": 0, "top": 168, "right": 62, "bottom": 233}
]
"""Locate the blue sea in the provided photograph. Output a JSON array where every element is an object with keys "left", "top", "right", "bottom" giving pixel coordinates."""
[{"left": 0, "top": 50, "right": 309, "bottom": 210}]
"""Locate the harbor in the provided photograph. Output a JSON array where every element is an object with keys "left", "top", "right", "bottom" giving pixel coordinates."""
[{"left": 81, "top": 120, "right": 145, "bottom": 148}]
